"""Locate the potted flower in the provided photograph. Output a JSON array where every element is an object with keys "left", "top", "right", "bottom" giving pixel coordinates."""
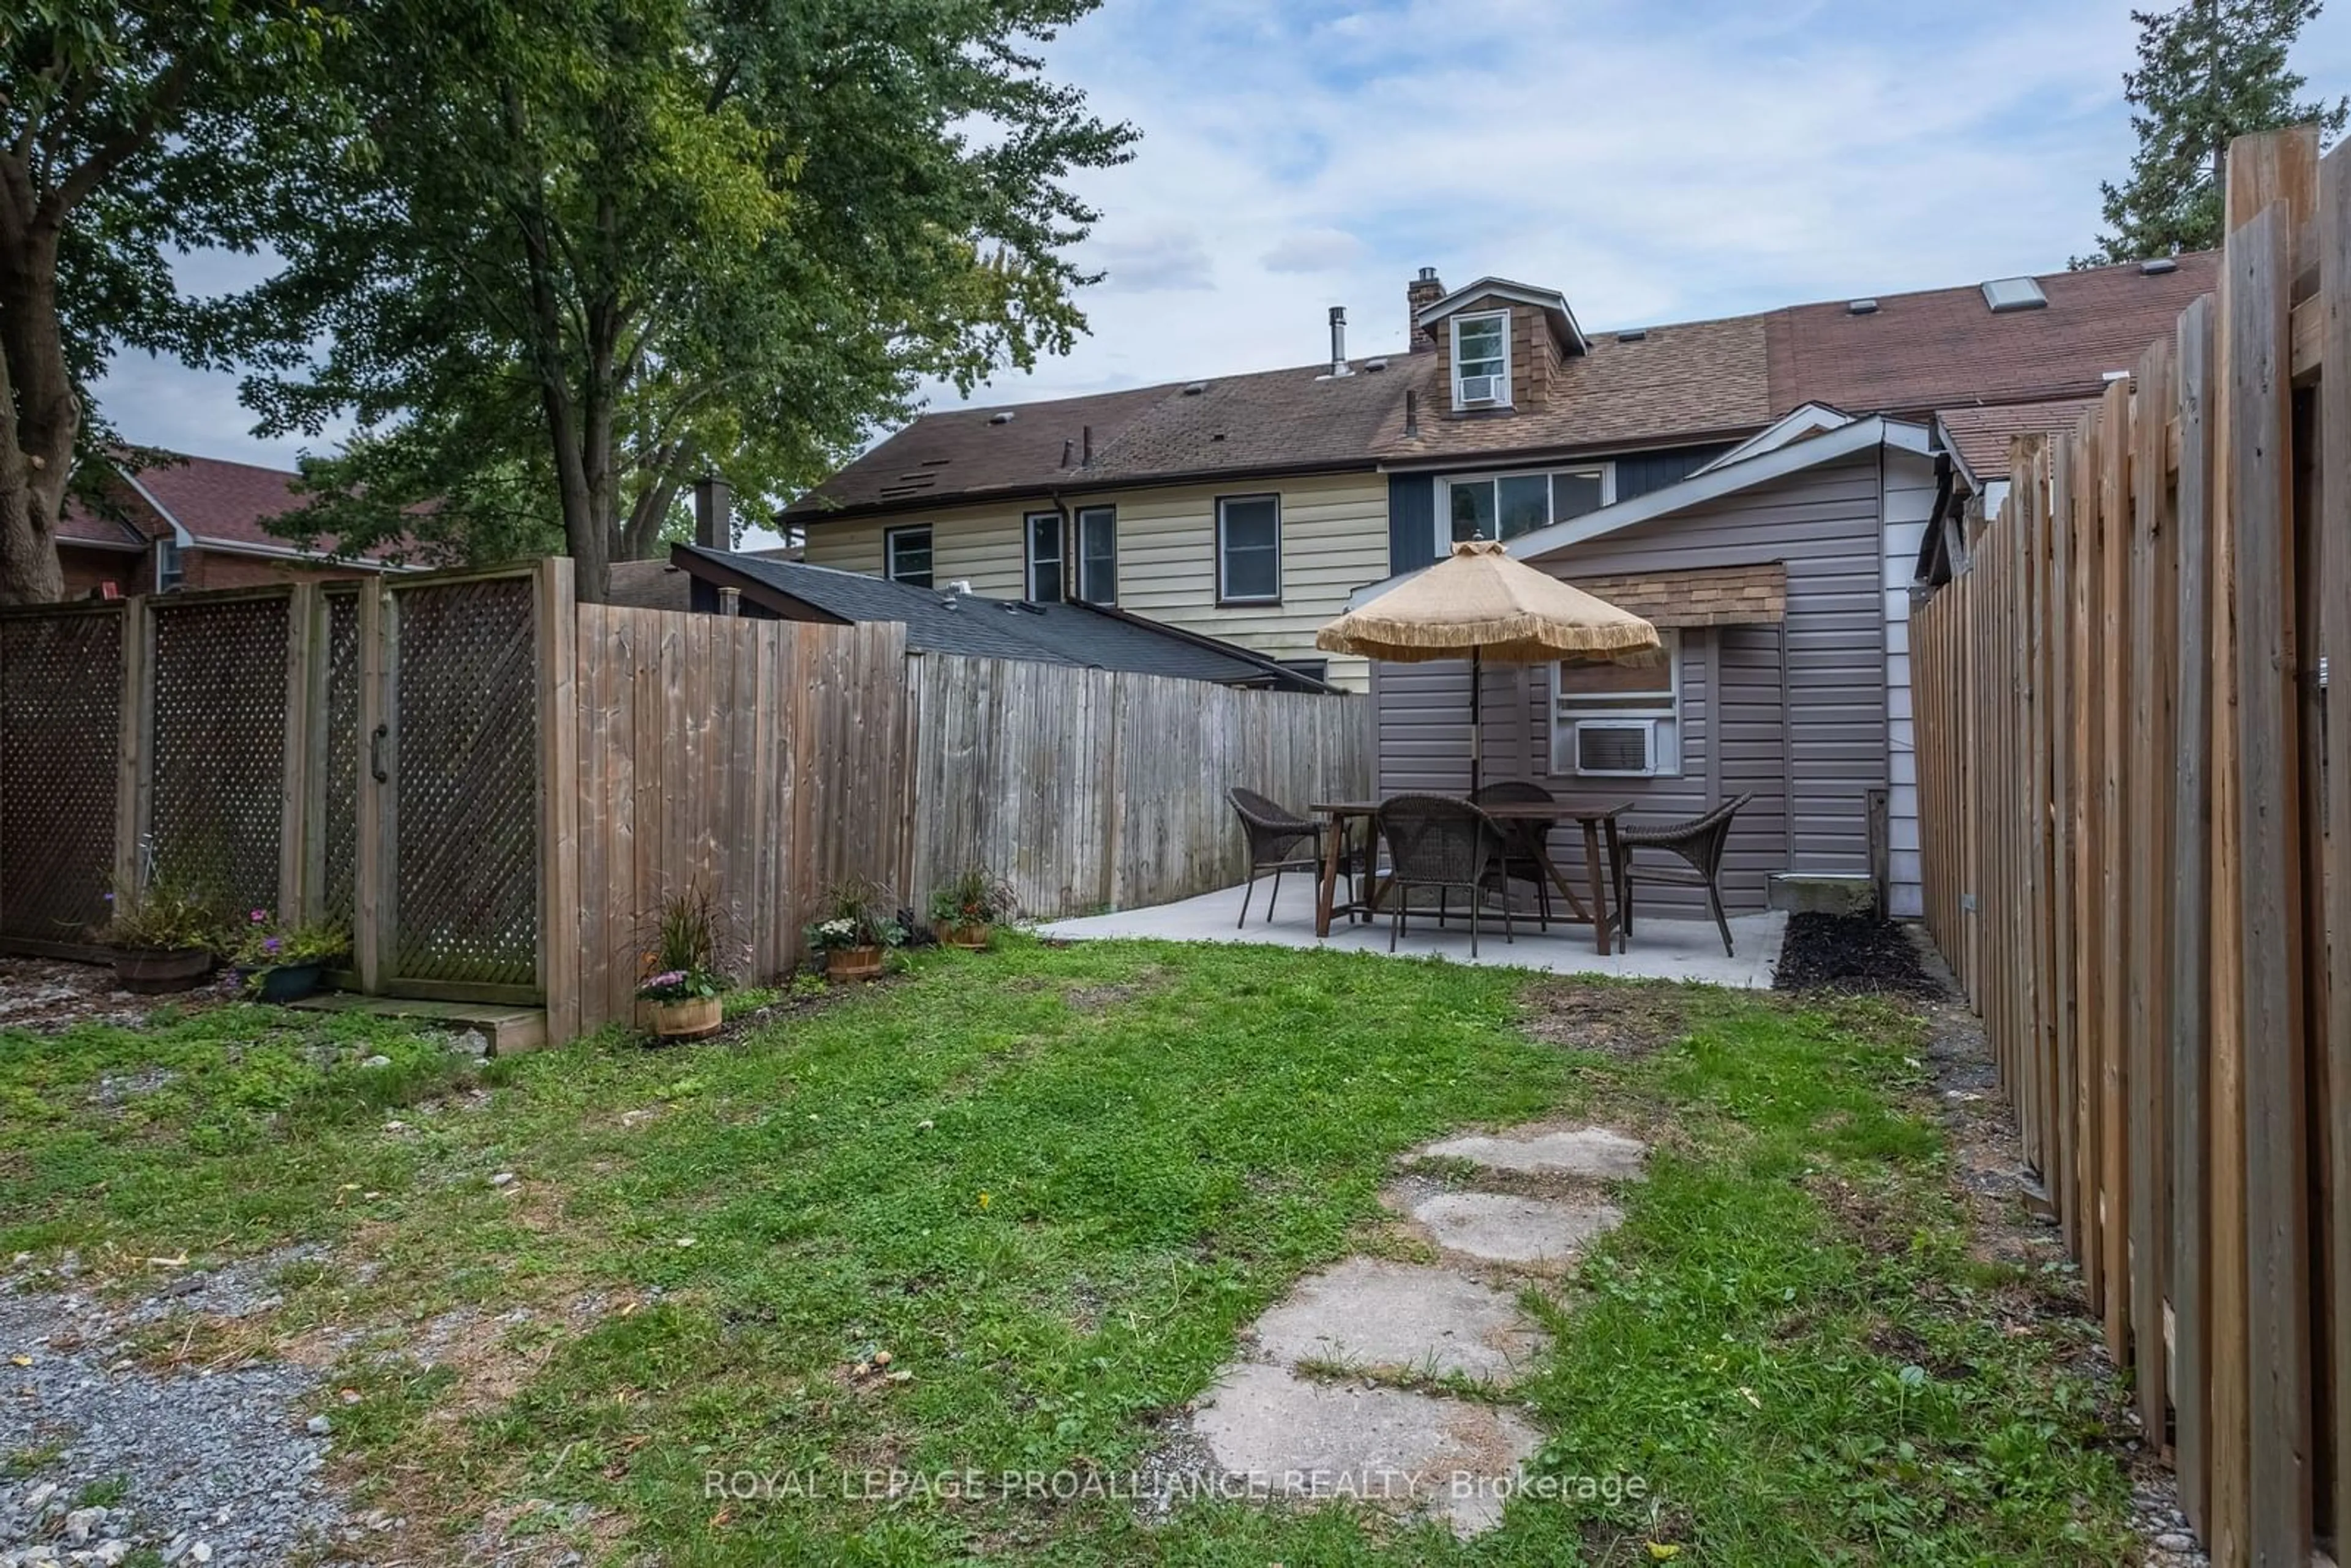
[
  {"left": 637, "top": 885, "right": 730, "bottom": 1041},
  {"left": 228, "top": 910, "right": 350, "bottom": 1003},
  {"left": 101, "top": 879, "right": 227, "bottom": 993},
  {"left": 926, "top": 868, "right": 1016, "bottom": 951},
  {"left": 804, "top": 878, "right": 906, "bottom": 981}
]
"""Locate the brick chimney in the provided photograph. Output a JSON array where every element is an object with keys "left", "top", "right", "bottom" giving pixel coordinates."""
[{"left": 1406, "top": 266, "right": 1447, "bottom": 350}]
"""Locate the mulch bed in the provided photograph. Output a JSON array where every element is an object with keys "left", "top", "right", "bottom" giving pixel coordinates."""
[{"left": 1772, "top": 912, "right": 1946, "bottom": 999}]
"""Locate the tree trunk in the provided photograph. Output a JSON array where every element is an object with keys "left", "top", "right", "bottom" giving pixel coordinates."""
[{"left": 0, "top": 223, "right": 75, "bottom": 606}]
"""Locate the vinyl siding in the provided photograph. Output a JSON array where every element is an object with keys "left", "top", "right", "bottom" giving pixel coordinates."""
[
  {"left": 1880, "top": 448, "right": 1937, "bottom": 918},
  {"left": 1371, "top": 451, "right": 1888, "bottom": 913},
  {"left": 798, "top": 471, "right": 1387, "bottom": 690}
]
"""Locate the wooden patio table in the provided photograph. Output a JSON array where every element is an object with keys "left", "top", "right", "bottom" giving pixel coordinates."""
[{"left": 1310, "top": 798, "right": 1630, "bottom": 956}]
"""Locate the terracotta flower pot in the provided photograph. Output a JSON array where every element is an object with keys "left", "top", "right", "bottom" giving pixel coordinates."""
[
  {"left": 826, "top": 945, "right": 885, "bottom": 982},
  {"left": 113, "top": 946, "right": 213, "bottom": 994},
  {"left": 936, "top": 921, "right": 990, "bottom": 951},
  {"left": 648, "top": 994, "right": 722, "bottom": 1040}
]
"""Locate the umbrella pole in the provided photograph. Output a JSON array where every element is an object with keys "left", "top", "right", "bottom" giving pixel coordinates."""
[{"left": 1470, "top": 648, "right": 1483, "bottom": 795}]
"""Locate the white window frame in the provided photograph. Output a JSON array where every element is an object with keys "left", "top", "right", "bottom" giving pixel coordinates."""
[
  {"left": 883, "top": 523, "right": 933, "bottom": 587},
  {"left": 1437, "top": 462, "right": 1616, "bottom": 555},
  {"left": 155, "top": 538, "right": 185, "bottom": 593},
  {"left": 1215, "top": 493, "right": 1282, "bottom": 606},
  {"left": 1550, "top": 629, "right": 1684, "bottom": 778},
  {"left": 1023, "top": 509, "right": 1064, "bottom": 602},
  {"left": 1450, "top": 310, "right": 1512, "bottom": 408},
  {"left": 1074, "top": 505, "right": 1117, "bottom": 605}
]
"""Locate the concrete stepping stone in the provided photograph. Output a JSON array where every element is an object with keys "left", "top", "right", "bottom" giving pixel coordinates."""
[
  {"left": 1191, "top": 1362, "right": 1540, "bottom": 1537},
  {"left": 1390, "top": 1187, "right": 1623, "bottom": 1270},
  {"left": 1247, "top": 1258, "right": 1545, "bottom": 1382},
  {"left": 1417, "top": 1125, "right": 1647, "bottom": 1180}
]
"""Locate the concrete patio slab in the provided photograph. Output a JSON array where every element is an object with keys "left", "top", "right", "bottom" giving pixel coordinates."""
[
  {"left": 1388, "top": 1187, "right": 1624, "bottom": 1270},
  {"left": 1246, "top": 1258, "right": 1547, "bottom": 1382},
  {"left": 1037, "top": 881, "right": 1782, "bottom": 986},
  {"left": 1417, "top": 1126, "right": 1648, "bottom": 1181},
  {"left": 1190, "top": 1362, "right": 1540, "bottom": 1537}
]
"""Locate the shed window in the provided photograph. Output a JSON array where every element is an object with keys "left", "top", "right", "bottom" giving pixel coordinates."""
[
  {"left": 1024, "top": 511, "right": 1063, "bottom": 602},
  {"left": 1076, "top": 506, "right": 1117, "bottom": 605},
  {"left": 1442, "top": 464, "right": 1613, "bottom": 550},
  {"left": 1551, "top": 630, "right": 1682, "bottom": 778},
  {"left": 883, "top": 525, "right": 932, "bottom": 587},
  {"left": 1451, "top": 312, "right": 1510, "bottom": 407},
  {"left": 1216, "top": 494, "right": 1281, "bottom": 604}
]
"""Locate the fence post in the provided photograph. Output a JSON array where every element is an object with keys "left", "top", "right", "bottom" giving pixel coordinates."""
[
  {"left": 354, "top": 582, "right": 389, "bottom": 994},
  {"left": 536, "top": 557, "right": 580, "bottom": 1046},
  {"left": 2319, "top": 130, "right": 2351, "bottom": 1568},
  {"left": 111, "top": 597, "right": 150, "bottom": 901},
  {"left": 276, "top": 583, "right": 318, "bottom": 923}
]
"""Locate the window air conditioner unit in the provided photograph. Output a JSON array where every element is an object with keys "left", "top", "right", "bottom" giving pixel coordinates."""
[
  {"left": 1574, "top": 719, "right": 1657, "bottom": 776},
  {"left": 1457, "top": 373, "right": 1500, "bottom": 404}
]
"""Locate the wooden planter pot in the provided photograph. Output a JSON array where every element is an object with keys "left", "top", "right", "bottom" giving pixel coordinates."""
[
  {"left": 936, "top": 922, "right": 991, "bottom": 951},
  {"left": 647, "top": 995, "right": 723, "bottom": 1041},
  {"left": 113, "top": 947, "right": 213, "bottom": 994},
  {"left": 825, "top": 945, "right": 886, "bottom": 982}
]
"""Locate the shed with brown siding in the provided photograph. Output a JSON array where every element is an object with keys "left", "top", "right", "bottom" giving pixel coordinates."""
[{"left": 1368, "top": 416, "right": 1930, "bottom": 914}]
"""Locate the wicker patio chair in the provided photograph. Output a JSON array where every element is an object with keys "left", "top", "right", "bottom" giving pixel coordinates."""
[
  {"left": 1471, "top": 779, "right": 1559, "bottom": 931},
  {"left": 1619, "top": 792, "right": 1755, "bottom": 958},
  {"left": 1226, "top": 787, "right": 1361, "bottom": 928},
  {"left": 1376, "top": 794, "right": 1512, "bottom": 956}
]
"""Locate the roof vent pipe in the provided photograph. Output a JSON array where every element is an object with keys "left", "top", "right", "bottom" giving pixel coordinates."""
[
  {"left": 1081, "top": 424, "right": 1093, "bottom": 466},
  {"left": 1403, "top": 388, "right": 1419, "bottom": 438},
  {"left": 1060, "top": 437, "right": 1074, "bottom": 468},
  {"left": 692, "top": 473, "right": 733, "bottom": 549},
  {"left": 1328, "top": 305, "right": 1351, "bottom": 377}
]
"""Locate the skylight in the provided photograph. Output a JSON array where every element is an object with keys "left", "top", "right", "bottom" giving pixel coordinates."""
[{"left": 1981, "top": 277, "right": 2048, "bottom": 313}]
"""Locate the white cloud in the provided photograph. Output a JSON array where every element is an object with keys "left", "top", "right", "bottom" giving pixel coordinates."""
[
  {"left": 1086, "top": 230, "right": 1216, "bottom": 291},
  {"left": 1261, "top": 227, "right": 1366, "bottom": 273}
]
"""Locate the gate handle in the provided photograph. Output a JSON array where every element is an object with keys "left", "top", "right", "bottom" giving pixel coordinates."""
[{"left": 370, "top": 723, "right": 390, "bottom": 782}]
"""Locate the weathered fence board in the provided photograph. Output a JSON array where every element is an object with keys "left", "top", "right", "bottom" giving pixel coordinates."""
[{"left": 1913, "top": 128, "right": 2342, "bottom": 1566}]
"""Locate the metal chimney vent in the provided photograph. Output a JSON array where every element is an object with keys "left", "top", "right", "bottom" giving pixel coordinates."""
[
  {"left": 2140, "top": 257, "right": 2180, "bottom": 276},
  {"left": 988, "top": 410, "right": 1015, "bottom": 424},
  {"left": 1846, "top": 299, "right": 1878, "bottom": 316}
]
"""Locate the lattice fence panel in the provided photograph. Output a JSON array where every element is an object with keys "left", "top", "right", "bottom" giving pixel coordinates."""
[
  {"left": 149, "top": 595, "right": 289, "bottom": 917},
  {"left": 391, "top": 577, "right": 538, "bottom": 987},
  {"left": 0, "top": 610, "right": 122, "bottom": 943},
  {"left": 321, "top": 590, "right": 362, "bottom": 926}
]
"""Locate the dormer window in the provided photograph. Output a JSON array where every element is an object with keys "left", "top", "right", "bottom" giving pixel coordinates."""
[{"left": 1450, "top": 312, "right": 1510, "bottom": 408}]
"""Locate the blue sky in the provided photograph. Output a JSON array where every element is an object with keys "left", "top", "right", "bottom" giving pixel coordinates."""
[{"left": 95, "top": 0, "right": 2351, "bottom": 475}]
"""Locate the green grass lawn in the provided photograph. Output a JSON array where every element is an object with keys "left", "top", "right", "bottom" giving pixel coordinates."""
[{"left": 0, "top": 940, "right": 2138, "bottom": 1565}]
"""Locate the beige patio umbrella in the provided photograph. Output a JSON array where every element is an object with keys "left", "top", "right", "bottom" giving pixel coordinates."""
[{"left": 1316, "top": 539, "right": 1662, "bottom": 791}]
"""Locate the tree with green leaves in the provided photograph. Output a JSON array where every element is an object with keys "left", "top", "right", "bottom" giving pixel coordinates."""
[
  {"left": 0, "top": 4, "right": 342, "bottom": 603},
  {"left": 2079, "top": 0, "right": 2348, "bottom": 265},
  {"left": 241, "top": 0, "right": 1133, "bottom": 601}
]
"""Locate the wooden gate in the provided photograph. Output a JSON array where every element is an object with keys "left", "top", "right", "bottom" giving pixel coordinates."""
[{"left": 365, "top": 571, "right": 544, "bottom": 1001}]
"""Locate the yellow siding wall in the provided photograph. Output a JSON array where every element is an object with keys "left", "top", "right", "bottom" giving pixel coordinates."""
[{"left": 798, "top": 470, "right": 1387, "bottom": 690}]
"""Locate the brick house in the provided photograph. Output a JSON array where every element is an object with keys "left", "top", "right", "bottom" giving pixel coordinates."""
[{"left": 56, "top": 451, "right": 408, "bottom": 599}]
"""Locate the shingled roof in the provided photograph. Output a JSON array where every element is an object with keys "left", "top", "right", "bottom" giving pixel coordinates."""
[
  {"left": 669, "top": 546, "right": 1335, "bottom": 691},
  {"left": 789, "top": 253, "right": 2222, "bottom": 519},
  {"left": 1933, "top": 397, "right": 2104, "bottom": 488}
]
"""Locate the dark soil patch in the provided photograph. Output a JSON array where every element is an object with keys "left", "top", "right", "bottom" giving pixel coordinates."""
[
  {"left": 0, "top": 955, "right": 238, "bottom": 1033},
  {"left": 1773, "top": 912, "right": 1944, "bottom": 998},
  {"left": 1515, "top": 979, "right": 1687, "bottom": 1059}
]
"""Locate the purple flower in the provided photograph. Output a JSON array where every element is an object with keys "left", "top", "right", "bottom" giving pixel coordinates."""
[
  {"left": 263, "top": 937, "right": 282, "bottom": 955},
  {"left": 648, "top": 969, "right": 687, "bottom": 988},
  {"left": 250, "top": 909, "right": 268, "bottom": 924}
]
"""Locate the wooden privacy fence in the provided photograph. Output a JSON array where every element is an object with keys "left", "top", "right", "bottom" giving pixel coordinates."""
[
  {"left": 907, "top": 654, "right": 1369, "bottom": 919},
  {"left": 1911, "top": 129, "right": 2350, "bottom": 1566},
  {"left": 0, "top": 559, "right": 1369, "bottom": 1044}
]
